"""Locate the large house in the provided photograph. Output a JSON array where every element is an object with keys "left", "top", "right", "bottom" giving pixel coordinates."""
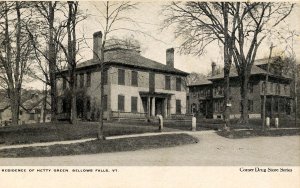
[
  {"left": 56, "top": 31, "right": 189, "bottom": 121},
  {"left": 188, "top": 57, "right": 293, "bottom": 119}
]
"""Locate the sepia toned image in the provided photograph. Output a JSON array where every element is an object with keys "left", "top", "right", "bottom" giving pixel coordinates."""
[{"left": 0, "top": 1, "right": 299, "bottom": 167}]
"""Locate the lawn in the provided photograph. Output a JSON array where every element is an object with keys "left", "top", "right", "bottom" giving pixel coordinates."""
[
  {"left": 217, "top": 128, "right": 300, "bottom": 139},
  {"left": 0, "top": 133, "right": 199, "bottom": 158},
  {"left": 0, "top": 121, "right": 176, "bottom": 145}
]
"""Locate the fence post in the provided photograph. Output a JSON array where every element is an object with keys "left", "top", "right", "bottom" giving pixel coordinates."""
[
  {"left": 192, "top": 116, "right": 196, "bottom": 131},
  {"left": 275, "top": 117, "right": 279, "bottom": 128},
  {"left": 266, "top": 117, "right": 270, "bottom": 128},
  {"left": 157, "top": 115, "right": 163, "bottom": 131},
  {"left": 118, "top": 110, "right": 120, "bottom": 122}
]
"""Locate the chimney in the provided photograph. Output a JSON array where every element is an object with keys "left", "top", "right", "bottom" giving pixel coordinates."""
[
  {"left": 211, "top": 62, "right": 216, "bottom": 76},
  {"left": 93, "top": 31, "right": 102, "bottom": 60},
  {"left": 166, "top": 48, "right": 174, "bottom": 68}
]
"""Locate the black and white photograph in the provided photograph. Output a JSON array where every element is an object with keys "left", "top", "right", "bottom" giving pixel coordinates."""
[{"left": 0, "top": 0, "right": 299, "bottom": 187}]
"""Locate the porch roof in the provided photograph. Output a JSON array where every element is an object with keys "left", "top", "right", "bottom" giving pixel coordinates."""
[{"left": 139, "top": 91, "right": 174, "bottom": 97}]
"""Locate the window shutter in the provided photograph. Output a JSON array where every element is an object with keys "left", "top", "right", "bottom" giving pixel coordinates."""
[
  {"left": 165, "top": 76, "right": 170, "bottom": 90},
  {"left": 118, "top": 95, "right": 125, "bottom": 111},
  {"left": 176, "top": 100, "right": 181, "bottom": 114},
  {"left": 131, "top": 97, "right": 138, "bottom": 112},
  {"left": 131, "top": 71, "right": 138, "bottom": 86},
  {"left": 176, "top": 77, "right": 181, "bottom": 91},
  {"left": 118, "top": 69, "right": 125, "bottom": 85}
]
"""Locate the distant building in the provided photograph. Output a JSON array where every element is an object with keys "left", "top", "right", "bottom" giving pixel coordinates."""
[
  {"left": 0, "top": 91, "right": 50, "bottom": 126},
  {"left": 56, "top": 31, "right": 189, "bottom": 121},
  {"left": 188, "top": 57, "right": 293, "bottom": 119}
]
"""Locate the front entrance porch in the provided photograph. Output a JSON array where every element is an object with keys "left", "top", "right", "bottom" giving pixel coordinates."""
[{"left": 140, "top": 92, "right": 172, "bottom": 118}]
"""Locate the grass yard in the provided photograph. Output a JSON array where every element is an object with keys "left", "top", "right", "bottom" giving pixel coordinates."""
[
  {"left": 0, "top": 133, "right": 198, "bottom": 158},
  {"left": 0, "top": 121, "right": 176, "bottom": 145},
  {"left": 217, "top": 128, "right": 300, "bottom": 139}
]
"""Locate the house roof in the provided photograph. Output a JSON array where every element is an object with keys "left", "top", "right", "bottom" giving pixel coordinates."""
[
  {"left": 188, "top": 79, "right": 212, "bottom": 86},
  {"left": 21, "top": 95, "right": 51, "bottom": 112},
  {"left": 0, "top": 98, "right": 10, "bottom": 110},
  {"left": 73, "top": 48, "right": 189, "bottom": 76},
  {"left": 0, "top": 90, "right": 50, "bottom": 112},
  {"left": 209, "top": 65, "right": 267, "bottom": 80},
  {"left": 254, "top": 56, "right": 281, "bottom": 66}
]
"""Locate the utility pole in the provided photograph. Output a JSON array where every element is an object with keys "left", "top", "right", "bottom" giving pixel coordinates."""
[{"left": 262, "top": 43, "right": 275, "bottom": 129}]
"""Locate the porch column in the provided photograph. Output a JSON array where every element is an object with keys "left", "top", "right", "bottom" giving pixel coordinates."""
[
  {"left": 271, "top": 97, "right": 273, "bottom": 118},
  {"left": 151, "top": 97, "right": 156, "bottom": 116},
  {"left": 164, "top": 98, "right": 168, "bottom": 118},
  {"left": 147, "top": 97, "right": 151, "bottom": 118}
]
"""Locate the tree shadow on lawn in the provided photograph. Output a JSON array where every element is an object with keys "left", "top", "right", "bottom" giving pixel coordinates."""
[
  {"left": 0, "top": 133, "right": 199, "bottom": 158},
  {"left": 0, "top": 121, "right": 166, "bottom": 145}
]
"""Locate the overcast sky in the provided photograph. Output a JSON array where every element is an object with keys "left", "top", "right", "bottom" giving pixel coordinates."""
[{"left": 26, "top": 1, "right": 300, "bottom": 89}]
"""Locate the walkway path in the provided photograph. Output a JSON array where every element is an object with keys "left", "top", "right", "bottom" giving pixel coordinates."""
[
  {"left": 1, "top": 131, "right": 299, "bottom": 166},
  {"left": 0, "top": 130, "right": 215, "bottom": 150}
]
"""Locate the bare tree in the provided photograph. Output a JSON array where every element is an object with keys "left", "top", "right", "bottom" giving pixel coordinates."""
[
  {"left": 0, "top": 2, "right": 35, "bottom": 125},
  {"left": 163, "top": 2, "right": 239, "bottom": 128},
  {"left": 85, "top": 1, "right": 137, "bottom": 139},
  {"left": 164, "top": 2, "right": 294, "bottom": 125},
  {"left": 231, "top": 3, "right": 294, "bottom": 124},
  {"left": 56, "top": 1, "right": 87, "bottom": 124},
  {"left": 26, "top": 2, "right": 68, "bottom": 123}
]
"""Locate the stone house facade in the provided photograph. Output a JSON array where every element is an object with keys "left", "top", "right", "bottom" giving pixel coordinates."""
[
  {"left": 56, "top": 31, "right": 189, "bottom": 121},
  {"left": 188, "top": 57, "right": 293, "bottom": 119}
]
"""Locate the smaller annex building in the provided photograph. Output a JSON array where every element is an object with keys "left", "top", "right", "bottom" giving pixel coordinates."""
[
  {"left": 56, "top": 31, "right": 189, "bottom": 121},
  {"left": 188, "top": 58, "right": 294, "bottom": 119}
]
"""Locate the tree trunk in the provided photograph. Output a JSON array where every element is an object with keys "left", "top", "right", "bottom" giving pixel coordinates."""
[
  {"left": 240, "top": 72, "right": 250, "bottom": 125},
  {"left": 48, "top": 2, "right": 57, "bottom": 122},
  {"left": 98, "top": 68, "right": 105, "bottom": 140},
  {"left": 223, "top": 67, "right": 231, "bottom": 129},
  {"left": 222, "top": 2, "right": 231, "bottom": 130},
  {"left": 70, "top": 73, "right": 77, "bottom": 124},
  {"left": 98, "top": 42, "right": 105, "bottom": 140},
  {"left": 10, "top": 91, "right": 19, "bottom": 125},
  {"left": 43, "top": 85, "right": 47, "bottom": 123}
]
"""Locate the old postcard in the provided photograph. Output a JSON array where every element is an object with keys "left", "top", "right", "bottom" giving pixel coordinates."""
[{"left": 0, "top": 0, "right": 299, "bottom": 187}]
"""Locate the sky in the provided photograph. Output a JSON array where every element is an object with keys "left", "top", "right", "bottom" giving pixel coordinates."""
[{"left": 26, "top": 1, "right": 300, "bottom": 90}]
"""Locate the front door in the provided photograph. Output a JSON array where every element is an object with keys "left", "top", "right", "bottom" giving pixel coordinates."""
[{"left": 155, "top": 98, "right": 164, "bottom": 116}]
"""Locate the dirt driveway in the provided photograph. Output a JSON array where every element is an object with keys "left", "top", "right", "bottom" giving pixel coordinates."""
[{"left": 0, "top": 131, "right": 299, "bottom": 166}]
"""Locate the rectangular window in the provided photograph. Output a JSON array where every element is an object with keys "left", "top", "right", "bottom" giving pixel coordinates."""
[
  {"left": 75, "top": 74, "right": 77, "bottom": 88},
  {"left": 176, "top": 100, "right": 181, "bottom": 114},
  {"left": 103, "top": 95, "right": 107, "bottom": 111},
  {"left": 276, "top": 84, "right": 281, "bottom": 95},
  {"left": 86, "top": 97, "right": 91, "bottom": 112},
  {"left": 131, "top": 97, "right": 138, "bottom": 112},
  {"left": 248, "top": 100, "right": 253, "bottom": 112},
  {"left": 165, "top": 76, "right": 171, "bottom": 90},
  {"left": 63, "top": 78, "right": 66, "bottom": 89},
  {"left": 261, "top": 82, "right": 266, "bottom": 93},
  {"left": 29, "top": 113, "right": 34, "bottom": 120},
  {"left": 86, "top": 72, "right": 91, "bottom": 87},
  {"left": 118, "top": 69, "right": 125, "bottom": 85},
  {"left": 131, "top": 71, "right": 138, "bottom": 86},
  {"left": 176, "top": 77, "right": 181, "bottom": 91},
  {"left": 80, "top": 74, "right": 84, "bottom": 87},
  {"left": 248, "top": 82, "right": 253, "bottom": 93},
  {"left": 103, "top": 70, "right": 108, "bottom": 85},
  {"left": 118, "top": 95, "right": 125, "bottom": 111}
]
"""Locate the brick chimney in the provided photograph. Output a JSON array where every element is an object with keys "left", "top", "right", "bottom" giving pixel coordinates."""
[
  {"left": 211, "top": 62, "right": 216, "bottom": 76},
  {"left": 93, "top": 31, "right": 102, "bottom": 60},
  {"left": 166, "top": 48, "right": 174, "bottom": 68}
]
